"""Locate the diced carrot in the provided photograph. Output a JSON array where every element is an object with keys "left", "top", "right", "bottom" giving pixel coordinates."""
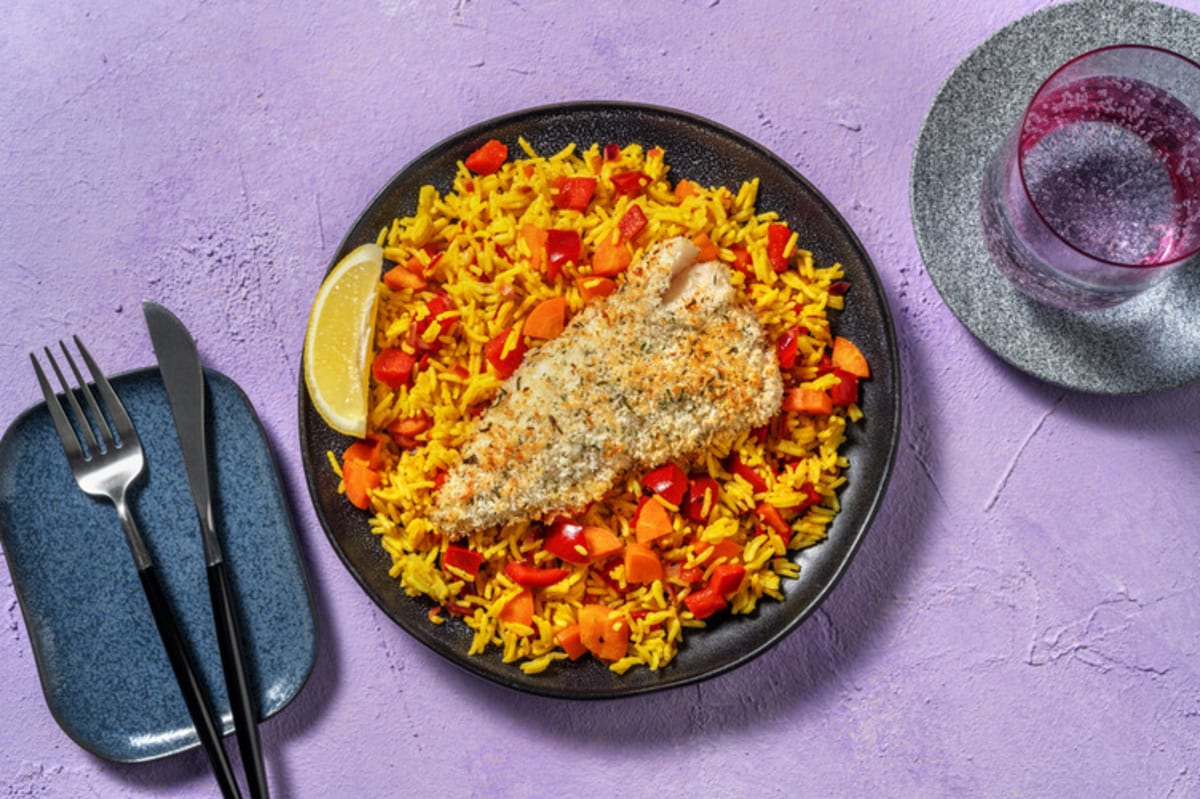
[
  {"left": 578, "top": 604, "right": 629, "bottom": 661},
  {"left": 831, "top": 336, "right": 870, "bottom": 378},
  {"left": 692, "top": 232, "right": 720, "bottom": 262},
  {"left": 592, "top": 233, "right": 632, "bottom": 277},
  {"left": 383, "top": 259, "right": 427, "bottom": 291},
  {"left": 343, "top": 436, "right": 385, "bottom": 470},
  {"left": 578, "top": 275, "right": 616, "bottom": 302},
  {"left": 623, "top": 542, "right": 663, "bottom": 584},
  {"left": 522, "top": 296, "right": 568, "bottom": 340},
  {"left": 497, "top": 588, "right": 534, "bottom": 627},
  {"left": 781, "top": 387, "right": 834, "bottom": 416},
  {"left": 342, "top": 458, "right": 380, "bottom": 509},
  {"left": 555, "top": 624, "right": 588, "bottom": 660},
  {"left": 634, "top": 496, "right": 674, "bottom": 544},
  {"left": 692, "top": 538, "right": 742, "bottom": 564},
  {"left": 521, "top": 224, "right": 548, "bottom": 275},
  {"left": 583, "top": 525, "right": 622, "bottom": 560},
  {"left": 674, "top": 179, "right": 699, "bottom": 201}
]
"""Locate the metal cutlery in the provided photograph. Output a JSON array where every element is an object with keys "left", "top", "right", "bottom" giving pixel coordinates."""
[
  {"left": 30, "top": 337, "right": 243, "bottom": 799},
  {"left": 143, "top": 301, "right": 269, "bottom": 799}
]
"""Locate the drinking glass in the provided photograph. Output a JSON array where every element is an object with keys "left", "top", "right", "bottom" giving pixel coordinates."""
[{"left": 980, "top": 45, "right": 1200, "bottom": 310}]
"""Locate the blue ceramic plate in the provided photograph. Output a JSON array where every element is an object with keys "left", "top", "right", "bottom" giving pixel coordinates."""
[{"left": 0, "top": 367, "right": 317, "bottom": 762}]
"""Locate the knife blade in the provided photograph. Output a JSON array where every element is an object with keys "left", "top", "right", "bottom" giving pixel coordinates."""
[{"left": 143, "top": 301, "right": 269, "bottom": 799}]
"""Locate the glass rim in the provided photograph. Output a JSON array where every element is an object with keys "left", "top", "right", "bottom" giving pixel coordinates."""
[{"left": 1017, "top": 43, "right": 1200, "bottom": 270}]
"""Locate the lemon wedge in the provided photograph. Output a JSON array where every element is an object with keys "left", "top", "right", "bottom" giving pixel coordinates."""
[{"left": 303, "top": 243, "right": 383, "bottom": 438}]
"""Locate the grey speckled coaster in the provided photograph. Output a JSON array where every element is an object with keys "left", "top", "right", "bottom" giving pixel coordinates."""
[{"left": 911, "top": 0, "right": 1200, "bottom": 395}]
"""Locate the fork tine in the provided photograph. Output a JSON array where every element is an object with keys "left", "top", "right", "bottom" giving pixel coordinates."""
[
  {"left": 30, "top": 352, "right": 86, "bottom": 463},
  {"left": 59, "top": 338, "right": 118, "bottom": 452},
  {"left": 44, "top": 344, "right": 103, "bottom": 456},
  {"left": 74, "top": 335, "right": 140, "bottom": 449}
]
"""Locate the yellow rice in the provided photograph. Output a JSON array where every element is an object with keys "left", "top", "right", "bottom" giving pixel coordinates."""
[{"left": 340, "top": 138, "right": 861, "bottom": 675}]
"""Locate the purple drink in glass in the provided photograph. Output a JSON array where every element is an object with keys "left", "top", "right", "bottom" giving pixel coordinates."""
[{"left": 981, "top": 45, "right": 1200, "bottom": 310}]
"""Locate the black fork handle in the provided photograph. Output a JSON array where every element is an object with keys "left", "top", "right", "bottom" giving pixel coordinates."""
[
  {"left": 208, "top": 560, "right": 268, "bottom": 798},
  {"left": 139, "top": 565, "right": 243, "bottom": 799}
]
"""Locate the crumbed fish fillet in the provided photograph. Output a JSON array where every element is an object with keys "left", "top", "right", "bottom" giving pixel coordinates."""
[{"left": 431, "top": 236, "right": 783, "bottom": 537}]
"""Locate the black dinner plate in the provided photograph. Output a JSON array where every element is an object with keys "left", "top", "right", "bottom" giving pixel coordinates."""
[{"left": 299, "top": 101, "right": 900, "bottom": 698}]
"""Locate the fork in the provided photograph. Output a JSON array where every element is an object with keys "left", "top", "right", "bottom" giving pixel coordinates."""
[{"left": 31, "top": 337, "right": 243, "bottom": 799}]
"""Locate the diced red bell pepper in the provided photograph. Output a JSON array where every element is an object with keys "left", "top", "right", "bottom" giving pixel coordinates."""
[
  {"left": 483, "top": 326, "right": 527, "bottom": 379},
  {"left": 544, "top": 518, "right": 591, "bottom": 564},
  {"left": 754, "top": 501, "right": 790, "bottom": 536},
  {"left": 611, "top": 170, "right": 650, "bottom": 197},
  {"left": 776, "top": 326, "right": 801, "bottom": 369},
  {"left": 683, "top": 585, "right": 727, "bottom": 620},
  {"left": 767, "top": 223, "right": 791, "bottom": 272},
  {"left": 443, "top": 545, "right": 484, "bottom": 579},
  {"left": 603, "top": 143, "right": 621, "bottom": 161},
  {"left": 709, "top": 563, "right": 746, "bottom": 597},
  {"left": 372, "top": 347, "right": 418, "bottom": 389},
  {"left": 552, "top": 176, "right": 596, "bottom": 211},
  {"left": 640, "top": 462, "right": 688, "bottom": 507},
  {"left": 504, "top": 562, "right": 570, "bottom": 588},
  {"left": 617, "top": 204, "right": 647, "bottom": 241},
  {"left": 828, "top": 280, "right": 851, "bottom": 296},
  {"left": 681, "top": 477, "right": 720, "bottom": 522},
  {"left": 544, "top": 229, "right": 581, "bottom": 281},
  {"left": 830, "top": 368, "right": 859, "bottom": 407},
  {"left": 730, "top": 246, "right": 754, "bottom": 278},
  {"left": 464, "top": 139, "right": 508, "bottom": 175},
  {"left": 728, "top": 453, "right": 768, "bottom": 494},
  {"left": 409, "top": 294, "right": 458, "bottom": 351}
]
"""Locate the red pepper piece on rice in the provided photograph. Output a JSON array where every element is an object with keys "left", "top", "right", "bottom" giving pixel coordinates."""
[
  {"left": 504, "top": 562, "right": 570, "bottom": 588},
  {"left": 683, "top": 585, "right": 727, "bottom": 620},
  {"left": 617, "top": 204, "right": 647, "bottom": 241},
  {"left": 767, "top": 223, "right": 792, "bottom": 272},
  {"left": 442, "top": 544, "right": 484, "bottom": 579},
  {"left": 611, "top": 170, "right": 651, "bottom": 197},
  {"left": 681, "top": 477, "right": 720, "bottom": 522},
  {"left": 464, "top": 138, "right": 508, "bottom": 175},
  {"left": 372, "top": 347, "right": 418, "bottom": 389},
  {"left": 641, "top": 462, "right": 688, "bottom": 507},
  {"left": 483, "top": 326, "right": 527, "bottom": 379},
  {"left": 553, "top": 176, "right": 596, "bottom": 211}
]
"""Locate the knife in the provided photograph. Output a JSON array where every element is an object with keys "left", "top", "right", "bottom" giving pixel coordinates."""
[{"left": 143, "top": 301, "right": 269, "bottom": 799}]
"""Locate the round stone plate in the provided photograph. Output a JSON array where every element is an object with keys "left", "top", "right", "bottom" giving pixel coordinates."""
[{"left": 911, "top": 0, "right": 1200, "bottom": 395}]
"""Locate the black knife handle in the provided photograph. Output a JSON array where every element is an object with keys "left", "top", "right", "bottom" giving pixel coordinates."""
[
  {"left": 208, "top": 560, "right": 269, "bottom": 799},
  {"left": 139, "top": 565, "right": 242, "bottom": 799}
]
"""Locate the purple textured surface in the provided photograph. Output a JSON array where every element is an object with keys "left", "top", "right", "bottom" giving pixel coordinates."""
[{"left": 3, "top": 1, "right": 1199, "bottom": 797}]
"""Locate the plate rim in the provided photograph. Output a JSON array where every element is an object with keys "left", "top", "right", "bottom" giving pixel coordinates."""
[{"left": 299, "top": 100, "right": 901, "bottom": 698}]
